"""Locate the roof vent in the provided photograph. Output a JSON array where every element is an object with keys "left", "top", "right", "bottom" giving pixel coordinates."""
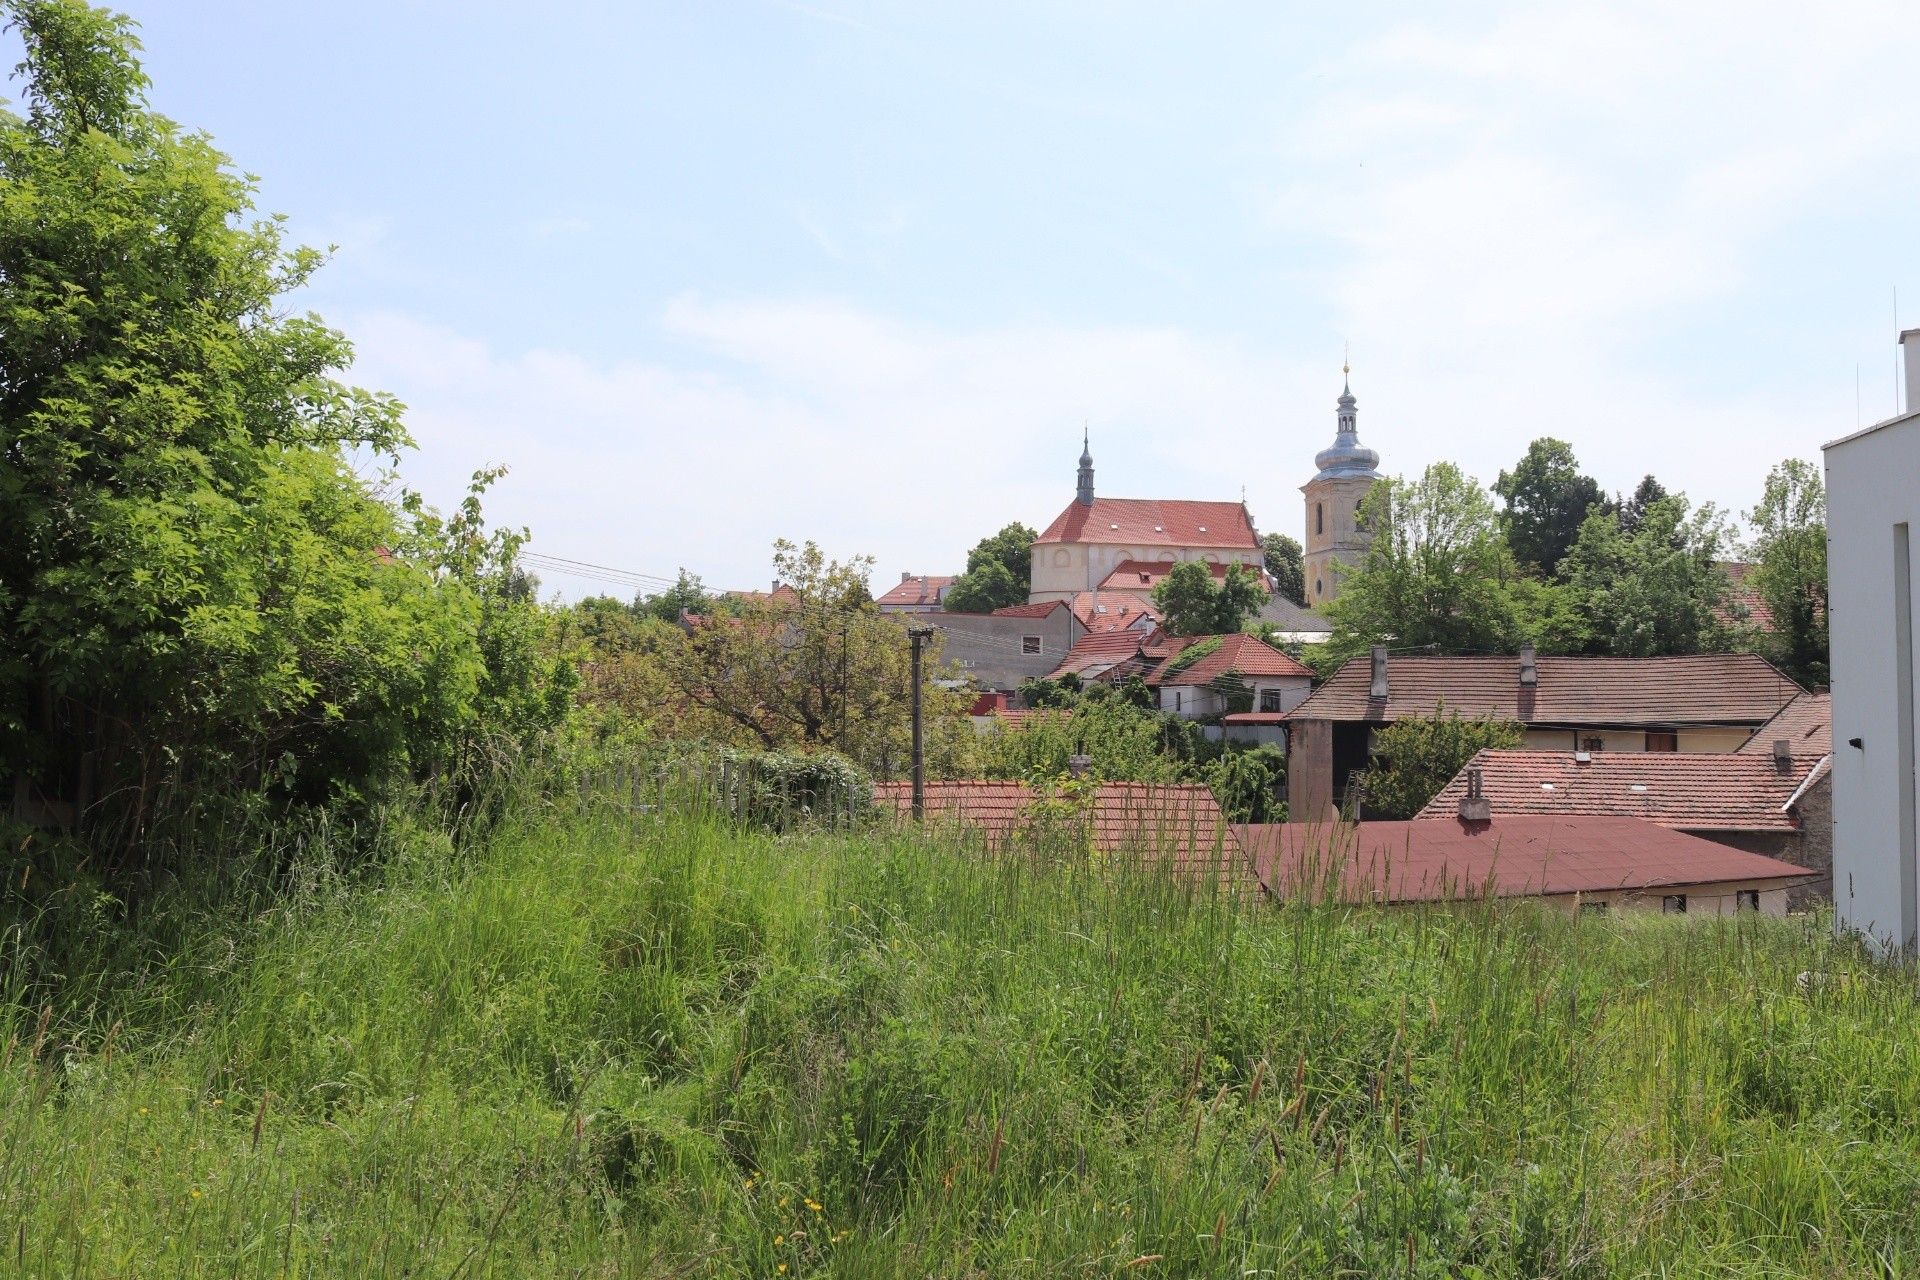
[
  {"left": 1772, "top": 739, "right": 1793, "bottom": 775},
  {"left": 1629, "top": 783, "right": 1649, "bottom": 793},
  {"left": 1573, "top": 751, "right": 1592, "bottom": 765},
  {"left": 1197, "top": 526, "right": 1208, "bottom": 533},
  {"left": 1519, "top": 644, "right": 1538, "bottom": 688},
  {"left": 1369, "top": 645, "right": 1389, "bottom": 700},
  {"left": 1154, "top": 525, "right": 1164, "bottom": 532},
  {"left": 1458, "top": 767, "right": 1491, "bottom": 823},
  {"left": 1540, "top": 783, "right": 1555, "bottom": 792},
  {"left": 1109, "top": 523, "right": 1120, "bottom": 530}
]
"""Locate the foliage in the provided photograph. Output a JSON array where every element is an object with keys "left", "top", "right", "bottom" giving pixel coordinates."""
[
  {"left": 1745, "top": 459, "right": 1829, "bottom": 686},
  {"left": 637, "top": 569, "right": 715, "bottom": 624},
  {"left": 945, "top": 521, "right": 1037, "bottom": 612},
  {"left": 942, "top": 559, "right": 1020, "bottom": 613},
  {"left": 625, "top": 541, "right": 971, "bottom": 779},
  {"left": 1325, "top": 463, "right": 1531, "bottom": 656},
  {"left": 1261, "top": 532, "right": 1306, "bottom": 605},
  {"left": 0, "top": 0, "right": 570, "bottom": 867},
  {"left": 1558, "top": 495, "right": 1735, "bottom": 657},
  {"left": 1355, "top": 709, "right": 1524, "bottom": 820},
  {"left": 711, "top": 745, "right": 871, "bottom": 831},
  {"left": 1152, "top": 561, "right": 1267, "bottom": 636},
  {"left": 1161, "top": 634, "right": 1223, "bottom": 677},
  {"left": 3, "top": 783, "right": 1918, "bottom": 1276},
  {"left": 1617, "top": 474, "right": 1668, "bottom": 535},
  {"left": 1492, "top": 437, "right": 1610, "bottom": 576}
]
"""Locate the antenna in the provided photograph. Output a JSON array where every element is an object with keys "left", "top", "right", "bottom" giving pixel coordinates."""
[
  {"left": 1857, "top": 363, "right": 1862, "bottom": 430},
  {"left": 1898, "top": 286, "right": 1904, "bottom": 417}
]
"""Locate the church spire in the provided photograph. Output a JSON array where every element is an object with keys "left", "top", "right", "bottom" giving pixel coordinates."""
[
  {"left": 1076, "top": 426, "right": 1095, "bottom": 505},
  {"left": 1311, "top": 361, "right": 1379, "bottom": 481}
]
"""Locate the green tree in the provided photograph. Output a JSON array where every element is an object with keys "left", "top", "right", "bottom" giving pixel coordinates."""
[
  {"left": 638, "top": 569, "right": 714, "bottom": 623},
  {"left": 1493, "top": 438, "right": 1610, "bottom": 576},
  {"left": 1325, "top": 463, "right": 1529, "bottom": 656},
  {"left": 945, "top": 521, "right": 1036, "bottom": 612},
  {"left": 943, "top": 559, "right": 1019, "bottom": 613},
  {"left": 1357, "top": 710, "right": 1523, "bottom": 820},
  {"left": 1559, "top": 495, "right": 1735, "bottom": 657},
  {"left": 1261, "top": 532, "right": 1306, "bottom": 606},
  {"left": 0, "top": 0, "right": 570, "bottom": 854},
  {"left": 1745, "top": 459, "right": 1828, "bottom": 686},
  {"left": 1152, "top": 562, "right": 1267, "bottom": 636},
  {"left": 1617, "top": 475, "right": 1668, "bottom": 536}
]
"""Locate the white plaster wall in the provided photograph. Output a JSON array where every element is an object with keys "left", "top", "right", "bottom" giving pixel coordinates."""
[
  {"left": 1515, "top": 727, "right": 1752, "bottom": 754},
  {"left": 1029, "top": 541, "right": 1261, "bottom": 602},
  {"left": 1825, "top": 412, "right": 1920, "bottom": 950}
]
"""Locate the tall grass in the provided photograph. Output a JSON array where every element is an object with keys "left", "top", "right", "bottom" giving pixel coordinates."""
[{"left": 0, "top": 778, "right": 1916, "bottom": 1276}]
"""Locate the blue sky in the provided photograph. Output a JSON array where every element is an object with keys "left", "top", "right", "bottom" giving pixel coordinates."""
[{"left": 13, "top": 2, "right": 1920, "bottom": 595}]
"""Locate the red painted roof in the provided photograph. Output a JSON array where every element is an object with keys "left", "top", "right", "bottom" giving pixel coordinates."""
[
  {"left": 1416, "top": 749, "right": 1822, "bottom": 832},
  {"left": 1069, "top": 591, "right": 1162, "bottom": 632},
  {"left": 1048, "top": 631, "right": 1151, "bottom": 681},
  {"left": 875, "top": 574, "right": 954, "bottom": 608},
  {"left": 1148, "top": 633, "right": 1315, "bottom": 688},
  {"left": 1097, "top": 558, "right": 1265, "bottom": 592},
  {"left": 1736, "top": 692, "right": 1831, "bottom": 757},
  {"left": 1286, "top": 653, "right": 1803, "bottom": 728},
  {"left": 874, "top": 781, "right": 1254, "bottom": 886},
  {"left": 989, "top": 600, "right": 1069, "bottom": 619},
  {"left": 1233, "top": 815, "right": 1813, "bottom": 905},
  {"left": 1036, "top": 498, "right": 1259, "bottom": 549}
]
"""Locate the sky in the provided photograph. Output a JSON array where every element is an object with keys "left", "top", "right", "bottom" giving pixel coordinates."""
[{"left": 10, "top": 1, "right": 1920, "bottom": 597}]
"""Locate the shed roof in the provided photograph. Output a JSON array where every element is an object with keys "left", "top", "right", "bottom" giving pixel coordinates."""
[
  {"left": 1284, "top": 653, "right": 1802, "bottom": 728},
  {"left": 1415, "top": 749, "right": 1823, "bottom": 832},
  {"left": 1233, "top": 815, "right": 1812, "bottom": 905}
]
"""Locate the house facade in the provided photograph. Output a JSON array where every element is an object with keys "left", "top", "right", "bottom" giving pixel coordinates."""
[
  {"left": 1825, "top": 329, "right": 1920, "bottom": 951},
  {"left": 911, "top": 601, "right": 1084, "bottom": 692}
]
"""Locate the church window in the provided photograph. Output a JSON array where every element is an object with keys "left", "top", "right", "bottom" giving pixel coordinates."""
[
  {"left": 1052, "top": 549, "right": 1069, "bottom": 567},
  {"left": 1316, "top": 503, "right": 1324, "bottom": 535},
  {"left": 1315, "top": 578, "right": 1323, "bottom": 597}
]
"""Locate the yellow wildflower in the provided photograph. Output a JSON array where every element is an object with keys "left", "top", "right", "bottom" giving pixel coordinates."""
[
  {"left": 777, "top": 1267, "right": 788, "bottom": 1276},
  {"left": 210, "top": 1098, "right": 223, "bottom": 1108},
  {"left": 189, "top": 1188, "right": 202, "bottom": 1200},
  {"left": 137, "top": 1107, "right": 149, "bottom": 1116},
  {"left": 774, "top": 1235, "right": 784, "bottom": 1247}
]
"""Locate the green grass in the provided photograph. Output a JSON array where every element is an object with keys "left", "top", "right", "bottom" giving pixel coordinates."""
[{"left": 2, "top": 787, "right": 1917, "bottom": 1277}]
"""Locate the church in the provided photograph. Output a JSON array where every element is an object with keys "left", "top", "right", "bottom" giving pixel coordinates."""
[{"left": 1026, "top": 369, "right": 1384, "bottom": 610}]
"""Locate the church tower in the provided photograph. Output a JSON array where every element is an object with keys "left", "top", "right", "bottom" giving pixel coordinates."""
[
  {"left": 1301, "top": 363, "right": 1382, "bottom": 606},
  {"left": 1076, "top": 428, "right": 1094, "bottom": 505}
]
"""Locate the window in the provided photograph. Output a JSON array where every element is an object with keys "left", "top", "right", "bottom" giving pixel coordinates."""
[
  {"left": 1316, "top": 502, "right": 1324, "bottom": 535},
  {"left": 1662, "top": 894, "right": 1687, "bottom": 915},
  {"left": 1174, "top": 690, "right": 1184, "bottom": 713},
  {"left": 1580, "top": 736, "right": 1605, "bottom": 753},
  {"left": 1260, "top": 687, "right": 1285, "bottom": 713},
  {"left": 1052, "top": 549, "right": 1070, "bottom": 567},
  {"left": 1580, "top": 900, "right": 1609, "bottom": 915},
  {"left": 1021, "top": 635, "right": 1042, "bottom": 655},
  {"left": 1737, "top": 889, "right": 1760, "bottom": 913},
  {"left": 1314, "top": 577, "right": 1323, "bottom": 598},
  {"left": 1646, "top": 731, "right": 1679, "bottom": 752}
]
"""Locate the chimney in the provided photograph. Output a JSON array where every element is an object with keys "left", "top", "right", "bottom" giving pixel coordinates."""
[
  {"left": 1518, "top": 644, "right": 1538, "bottom": 688},
  {"left": 1066, "top": 753, "right": 1092, "bottom": 778},
  {"left": 1904, "top": 328, "right": 1920, "bottom": 415},
  {"left": 1772, "top": 738, "right": 1793, "bottom": 775},
  {"left": 901, "top": 571, "right": 913, "bottom": 582},
  {"left": 1369, "top": 645, "right": 1389, "bottom": 700},
  {"left": 1457, "top": 766, "right": 1491, "bottom": 823}
]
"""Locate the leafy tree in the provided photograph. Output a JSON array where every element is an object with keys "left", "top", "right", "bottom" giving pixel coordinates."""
[
  {"left": 1152, "top": 562, "right": 1267, "bottom": 636},
  {"left": 1493, "top": 438, "right": 1609, "bottom": 575},
  {"left": 1325, "top": 463, "right": 1529, "bottom": 656},
  {"left": 638, "top": 569, "right": 714, "bottom": 624},
  {"left": 1617, "top": 475, "right": 1668, "bottom": 536},
  {"left": 0, "top": 0, "right": 570, "bottom": 857},
  {"left": 1745, "top": 459, "right": 1828, "bottom": 685},
  {"left": 945, "top": 521, "right": 1037, "bottom": 612},
  {"left": 1261, "top": 532, "right": 1306, "bottom": 606},
  {"left": 1559, "top": 495, "right": 1735, "bottom": 657},
  {"left": 943, "top": 559, "right": 1020, "bottom": 613},
  {"left": 1357, "top": 710, "right": 1523, "bottom": 820}
]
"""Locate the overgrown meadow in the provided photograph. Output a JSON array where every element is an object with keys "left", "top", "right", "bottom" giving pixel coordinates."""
[{"left": 2, "top": 782, "right": 1916, "bottom": 1278}]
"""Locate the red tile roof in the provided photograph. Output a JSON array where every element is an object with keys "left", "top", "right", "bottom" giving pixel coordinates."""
[
  {"left": 875, "top": 574, "right": 954, "bottom": 608},
  {"left": 1233, "top": 815, "right": 1813, "bottom": 905},
  {"left": 1717, "top": 562, "right": 1775, "bottom": 630},
  {"left": 1097, "top": 558, "right": 1267, "bottom": 592},
  {"left": 1221, "top": 711, "right": 1290, "bottom": 725},
  {"left": 1048, "top": 630, "right": 1151, "bottom": 681},
  {"left": 989, "top": 600, "right": 1070, "bottom": 619},
  {"left": 1148, "top": 633, "right": 1315, "bottom": 688},
  {"left": 1736, "top": 692, "right": 1831, "bottom": 757},
  {"left": 1286, "top": 653, "right": 1803, "bottom": 728},
  {"left": 873, "top": 781, "right": 1255, "bottom": 886},
  {"left": 1036, "top": 498, "right": 1260, "bottom": 549},
  {"left": 1415, "top": 749, "right": 1820, "bottom": 832},
  {"left": 1068, "top": 591, "right": 1162, "bottom": 632}
]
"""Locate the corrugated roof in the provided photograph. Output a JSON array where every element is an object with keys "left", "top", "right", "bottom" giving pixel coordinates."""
[
  {"left": 1736, "top": 691, "right": 1832, "bottom": 757},
  {"left": 1233, "top": 814, "right": 1813, "bottom": 905},
  {"left": 1285, "top": 653, "right": 1803, "bottom": 727},
  {"left": 1415, "top": 749, "right": 1823, "bottom": 832},
  {"left": 1036, "top": 498, "right": 1259, "bottom": 549},
  {"left": 1148, "top": 633, "right": 1315, "bottom": 688},
  {"left": 873, "top": 781, "right": 1255, "bottom": 886}
]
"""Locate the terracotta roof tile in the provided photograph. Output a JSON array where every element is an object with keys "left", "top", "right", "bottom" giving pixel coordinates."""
[
  {"left": 1736, "top": 692, "right": 1831, "bottom": 757},
  {"left": 1147, "top": 633, "right": 1315, "bottom": 687},
  {"left": 1286, "top": 653, "right": 1803, "bottom": 727},
  {"left": 1096, "top": 559, "right": 1266, "bottom": 592},
  {"left": 1233, "top": 815, "right": 1813, "bottom": 905},
  {"left": 1048, "top": 631, "right": 1151, "bottom": 680},
  {"left": 873, "top": 781, "right": 1256, "bottom": 886},
  {"left": 875, "top": 574, "right": 954, "bottom": 608},
  {"left": 1036, "top": 498, "right": 1259, "bottom": 549},
  {"left": 988, "top": 600, "right": 1070, "bottom": 619},
  {"left": 1068, "top": 591, "right": 1161, "bottom": 632},
  {"left": 1416, "top": 749, "right": 1822, "bottom": 832}
]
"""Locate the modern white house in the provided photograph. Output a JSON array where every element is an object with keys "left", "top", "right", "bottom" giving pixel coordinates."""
[{"left": 1824, "top": 328, "right": 1920, "bottom": 952}]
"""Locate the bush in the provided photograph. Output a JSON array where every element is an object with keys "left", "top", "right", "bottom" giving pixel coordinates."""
[{"left": 1355, "top": 708, "right": 1523, "bottom": 819}]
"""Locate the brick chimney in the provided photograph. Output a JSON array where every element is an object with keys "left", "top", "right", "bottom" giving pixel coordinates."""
[
  {"left": 1772, "top": 739, "right": 1793, "bottom": 775},
  {"left": 1457, "top": 766, "right": 1491, "bottom": 823},
  {"left": 1369, "top": 645, "right": 1389, "bottom": 700},
  {"left": 1519, "top": 644, "right": 1538, "bottom": 688}
]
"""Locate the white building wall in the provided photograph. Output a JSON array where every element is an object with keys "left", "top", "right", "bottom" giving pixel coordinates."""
[
  {"left": 1825, "top": 408, "right": 1920, "bottom": 951},
  {"left": 1030, "top": 541, "right": 1262, "bottom": 602}
]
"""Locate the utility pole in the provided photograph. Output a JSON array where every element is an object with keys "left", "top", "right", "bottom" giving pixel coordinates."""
[{"left": 908, "top": 626, "right": 933, "bottom": 819}]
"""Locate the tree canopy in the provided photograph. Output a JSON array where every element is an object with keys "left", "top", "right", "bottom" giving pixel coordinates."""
[
  {"left": 1745, "top": 458, "right": 1828, "bottom": 686},
  {"left": 1261, "top": 532, "right": 1306, "bottom": 606},
  {"left": 1558, "top": 495, "right": 1734, "bottom": 657},
  {"left": 1493, "top": 438, "right": 1609, "bottom": 576},
  {"left": 1358, "top": 710, "right": 1523, "bottom": 820},
  {"left": 1151, "top": 562, "right": 1267, "bottom": 636},
  {"left": 945, "top": 521, "right": 1036, "bottom": 612}
]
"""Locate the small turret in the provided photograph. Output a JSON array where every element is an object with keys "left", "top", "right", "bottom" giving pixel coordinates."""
[{"left": 1076, "top": 428, "right": 1095, "bottom": 505}]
